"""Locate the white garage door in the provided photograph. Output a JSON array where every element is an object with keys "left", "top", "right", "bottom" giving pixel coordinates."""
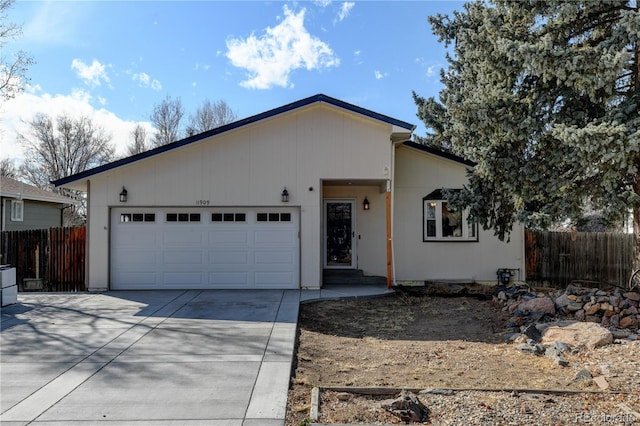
[{"left": 110, "top": 207, "right": 299, "bottom": 290}]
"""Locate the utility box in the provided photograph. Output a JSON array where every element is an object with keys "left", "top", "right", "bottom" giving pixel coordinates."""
[{"left": 1, "top": 265, "right": 18, "bottom": 307}]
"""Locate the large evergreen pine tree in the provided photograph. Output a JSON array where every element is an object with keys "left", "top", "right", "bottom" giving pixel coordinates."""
[{"left": 416, "top": 0, "right": 640, "bottom": 266}]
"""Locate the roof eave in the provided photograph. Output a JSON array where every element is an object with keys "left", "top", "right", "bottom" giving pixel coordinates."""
[{"left": 402, "top": 141, "right": 476, "bottom": 167}]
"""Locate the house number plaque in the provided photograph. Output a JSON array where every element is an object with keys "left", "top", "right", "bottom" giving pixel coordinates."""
[{"left": 195, "top": 200, "right": 210, "bottom": 206}]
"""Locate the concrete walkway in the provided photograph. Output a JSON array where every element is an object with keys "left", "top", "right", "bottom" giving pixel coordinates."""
[{"left": 1, "top": 285, "right": 392, "bottom": 425}]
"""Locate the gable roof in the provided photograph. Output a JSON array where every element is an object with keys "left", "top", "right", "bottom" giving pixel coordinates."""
[
  {"left": 53, "top": 94, "right": 416, "bottom": 188},
  {"left": 402, "top": 141, "right": 476, "bottom": 167},
  {"left": 1, "top": 176, "right": 77, "bottom": 204}
]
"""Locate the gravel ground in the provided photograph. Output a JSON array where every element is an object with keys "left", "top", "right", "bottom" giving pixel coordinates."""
[
  {"left": 317, "top": 388, "right": 640, "bottom": 425},
  {"left": 286, "top": 294, "right": 640, "bottom": 425}
]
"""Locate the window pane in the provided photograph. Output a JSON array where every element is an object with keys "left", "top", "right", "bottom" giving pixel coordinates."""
[
  {"left": 257, "top": 213, "right": 267, "bottom": 222},
  {"left": 269, "top": 213, "right": 280, "bottom": 222},
  {"left": 144, "top": 213, "right": 156, "bottom": 222},
  {"left": 426, "top": 220, "right": 436, "bottom": 237},
  {"left": 426, "top": 202, "right": 436, "bottom": 219},
  {"left": 190, "top": 213, "right": 201, "bottom": 222},
  {"left": 468, "top": 214, "right": 476, "bottom": 239},
  {"left": 212, "top": 213, "right": 223, "bottom": 222},
  {"left": 11, "top": 201, "right": 23, "bottom": 221},
  {"left": 132, "top": 213, "right": 144, "bottom": 222},
  {"left": 280, "top": 213, "right": 291, "bottom": 222},
  {"left": 178, "top": 213, "right": 189, "bottom": 222},
  {"left": 223, "top": 213, "right": 234, "bottom": 222},
  {"left": 166, "top": 213, "right": 177, "bottom": 222},
  {"left": 442, "top": 202, "right": 462, "bottom": 237},
  {"left": 120, "top": 213, "right": 131, "bottom": 223},
  {"left": 235, "top": 213, "right": 246, "bottom": 222}
]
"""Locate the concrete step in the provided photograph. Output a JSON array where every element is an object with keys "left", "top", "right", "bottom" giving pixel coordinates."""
[{"left": 322, "top": 269, "right": 387, "bottom": 286}]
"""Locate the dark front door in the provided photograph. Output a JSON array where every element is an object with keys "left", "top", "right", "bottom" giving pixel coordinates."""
[{"left": 324, "top": 200, "right": 355, "bottom": 268}]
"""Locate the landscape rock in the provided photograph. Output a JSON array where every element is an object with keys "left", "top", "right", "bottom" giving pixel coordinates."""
[
  {"left": 593, "top": 375, "right": 609, "bottom": 390},
  {"left": 386, "top": 390, "right": 429, "bottom": 423},
  {"left": 574, "top": 368, "right": 593, "bottom": 382},
  {"left": 619, "top": 315, "right": 638, "bottom": 329},
  {"left": 623, "top": 292, "right": 640, "bottom": 302},
  {"left": 516, "top": 339, "right": 545, "bottom": 355},
  {"left": 494, "top": 283, "right": 640, "bottom": 340},
  {"left": 336, "top": 392, "right": 351, "bottom": 401},
  {"left": 540, "top": 321, "right": 613, "bottom": 349},
  {"left": 545, "top": 341, "right": 570, "bottom": 366},
  {"left": 517, "top": 297, "right": 556, "bottom": 315}
]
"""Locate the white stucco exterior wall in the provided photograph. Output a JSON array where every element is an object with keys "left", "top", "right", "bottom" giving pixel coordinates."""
[
  {"left": 82, "top": 104, "right": 397, "bottom": 290},
  {"left": 393, "top": 145, "right": 525, "bottom": 284}
]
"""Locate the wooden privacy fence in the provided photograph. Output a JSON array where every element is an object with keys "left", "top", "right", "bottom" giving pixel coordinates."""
[
  {"left": 526, "top": 230, "right": 634, "bottom": 288},
  {"left": 0, "top": 227, "right": 86, "bottom": 292}
]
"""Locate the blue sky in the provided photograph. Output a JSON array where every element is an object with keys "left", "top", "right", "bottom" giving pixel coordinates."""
[{"left": 1, "top": 0, "right": 463, "bottom": 162}]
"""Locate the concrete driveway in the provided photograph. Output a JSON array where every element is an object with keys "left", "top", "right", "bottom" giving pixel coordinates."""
[{"left": 1, "top": 290, "right": 300, "bottom": 425}]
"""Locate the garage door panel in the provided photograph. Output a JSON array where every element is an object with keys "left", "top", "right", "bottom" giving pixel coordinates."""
[
  {"left": 117, "top": 231, "right": 157, "bottom": 246},
  {"left": 255, "top": 272, "right": 294, "bottom": 286},
  {"left": 163, "top": 251, "right": 204, "bottom": 264},
  {"left": 254, "top": 230, "right": 295, "bottom": 245},
  {"left": 163, "top": 272, "right": 203, "bottom": 285},
  {"left": 209, "top": 251, "right": 249, "bottom": 265},
  {"left": 114, "top": 250, "right": 158, "bottom": 266},
  {"left": 254, "top": 251, "right": 294, "bottom": 265},
  {"left": 111, "top": 207, "right": 299, "bottom": 290},
  {"left": 114, "top": 272, "right": 159, "bottom": 287},
  {"left": 208, "top": 272, "right": 248, "bottom": 285},
  {"left": 209, "top": 230, "right": 249, "bottom": 244},
  {"left": 163, "top": 230, "right": 203, "bottom": 245}
]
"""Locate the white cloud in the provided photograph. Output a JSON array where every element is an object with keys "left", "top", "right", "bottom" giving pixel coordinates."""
[
  {"left": 132, "top": 72, "right": 162, "bottom": 91},
  {"left": 0, "top": 86, "right": 151, "bottom": 163},
  {"left": 426, "top": 65, "right": 439, "bottom": 77},
  {"left": 374, "top": 70, "right": 388, "bottom": 80},
  {"left": 225, "top": 5, "right": 339, "bottom": 89},
  {"left": 336, "top": 2, "right": 355, "bottom": 23},
  {"left": 353, "top": 50, "right": 363, "bottom": 65},
  {"left": 71, "top": 59, "right": 111, "bottom": 88}
]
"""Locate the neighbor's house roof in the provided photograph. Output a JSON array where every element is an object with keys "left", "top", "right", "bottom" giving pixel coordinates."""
[
  {"left": 52, "top": 94, "right": 417, "bottom": 190},
  {"left": 0, "top": 176, "right": 78, "bottom": 204}
]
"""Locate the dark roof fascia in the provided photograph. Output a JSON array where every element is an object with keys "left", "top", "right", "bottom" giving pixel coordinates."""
[
  {"left": 403, "top": 141, "right": 476, "bottom": 167},
  {"left": 52, "top": 94, "right": 416, "bottom": 187}
]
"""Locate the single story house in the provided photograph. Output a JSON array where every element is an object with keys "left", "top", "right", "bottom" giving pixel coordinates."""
[
  {"left": 53, "top": 94, "right": 525, "bottom": 291},
  {"left": 1, "top": 176, "right": 76, "bottom": 231}
]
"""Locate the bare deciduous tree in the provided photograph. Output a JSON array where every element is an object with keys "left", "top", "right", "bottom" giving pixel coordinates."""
[
  {"left": 18, "top": 113, "right": 115, "bottom": 225},
  {"left": 150, "top": 95, "right": 184, "bottom": 147},
  {"left": 0, "top": 158, "right": 18, "bottom": 178},
  {"left": 126, "top": 123, "right": 148, "bottom": 156},
  {"left": 0, "top": 0, "right": 35, "bottom": 102},
  {"left": 186, "top": 99, "right": 237, "bottom": 136}
]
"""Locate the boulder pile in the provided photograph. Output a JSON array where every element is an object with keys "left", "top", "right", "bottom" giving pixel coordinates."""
[{"left": 494, "top": 282, "right": 640, "bottom": 339}]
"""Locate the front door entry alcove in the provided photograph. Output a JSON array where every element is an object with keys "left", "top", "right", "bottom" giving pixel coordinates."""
[{"left": 324, "top": 200, "right": 356, "bottom": 268}]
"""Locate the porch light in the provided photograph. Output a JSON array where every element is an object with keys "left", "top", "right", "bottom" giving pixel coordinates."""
[
  {"left": 363, "top": 196, "right": 370, "bottom": 210},
  {"left": 281, "top": 187, "right": 289, "bottom": 203},
  {"left": 119, "top": 187, "right": 128, "bottom": 203}
]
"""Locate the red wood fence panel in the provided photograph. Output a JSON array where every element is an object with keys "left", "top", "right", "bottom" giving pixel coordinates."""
[{"left": 0, "top": 227, "right": 86, "bottom": 292}]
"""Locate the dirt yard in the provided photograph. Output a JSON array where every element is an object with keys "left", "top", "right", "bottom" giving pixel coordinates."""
[{"left": 285, "top": 290, "right": 640, "bottom": 425}]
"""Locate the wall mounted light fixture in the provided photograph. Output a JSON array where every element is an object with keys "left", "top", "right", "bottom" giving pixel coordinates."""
[
  {"left": 363, "top": 196, "right": 370, "bottom": 210},
  {"left": 119, "top": 187, "right": 128, "bottom": 203},
  {"left": 281, "top": 187, "right": 289, "bottom": 203}
]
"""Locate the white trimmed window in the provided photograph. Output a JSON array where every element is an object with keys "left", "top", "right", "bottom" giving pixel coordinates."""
[
  {"left": 10, "top": 200, "right": 24, "bottom": 222},
  {"left": 423, "top": 190, "right": 477, "bottom": 242}
]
